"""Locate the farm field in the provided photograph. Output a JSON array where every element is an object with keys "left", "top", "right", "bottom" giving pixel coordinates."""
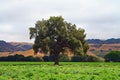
[{"left": 0, "top": 62, "right": 120, "bottom": 80}]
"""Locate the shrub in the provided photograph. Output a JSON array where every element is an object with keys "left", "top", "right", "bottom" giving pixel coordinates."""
[
  {"left": 71, "top": 55, "right": 104, "bottom": 62},
  {"left": 43, "top": 55, "right": 55, "bottom": 62},
  {"left": 59, "top": 55, "right": 70, "bottom": 62},
  {"left": 43, "top": 56, "right": 49, "bottom": 61},
  {"left": 104, "top": 51, "right": 120, "bottom": 62},
  {"left": 71, "top": 56, "right": 84, "bottom": 62}
]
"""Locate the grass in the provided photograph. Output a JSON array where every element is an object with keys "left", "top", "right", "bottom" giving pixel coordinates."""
[{"left": 0, "top": 62, "right": 120, "bottom": 80}]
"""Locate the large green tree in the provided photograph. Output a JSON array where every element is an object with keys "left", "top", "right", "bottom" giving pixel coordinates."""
[{"left": 29, "top": 16, "right": 89, "bottom": 65}]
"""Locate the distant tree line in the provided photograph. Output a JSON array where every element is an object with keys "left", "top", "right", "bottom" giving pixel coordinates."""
[
  {"left": 0, "top": 54, "right": 104, "bottom": 62},
  {"left": 0, "top": 54, "right": 41, "bottom": 61},
  {"left": 87, "top": 38, "right": 120, "bottom": 44},
  {"left": 43, "top": 54, "right": 104, "bottom": 62},
  {"left": 0, "top": 51, "right": 120, "bottom": 62}
]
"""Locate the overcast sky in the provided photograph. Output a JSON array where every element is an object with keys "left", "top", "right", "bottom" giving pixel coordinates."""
[{"left": 0, "top": 0, "right": 120, "bottom": 42}]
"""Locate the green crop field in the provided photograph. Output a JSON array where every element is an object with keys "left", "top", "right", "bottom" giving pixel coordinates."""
[{"left": 0, "top": 62, "right": 120, "bottom": 80}]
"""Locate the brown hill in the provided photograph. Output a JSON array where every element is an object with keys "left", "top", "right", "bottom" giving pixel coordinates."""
[
  {"left": 0, "top": 44, "right": 120, "bottom": 57},
  {"left": 0, "top": 52, "right": 9, "bottom": 57},
  {"left": 0, "top": 49, "right": 44, "bottom": 58},
  {"left": 89, "top": 44, "right": 120, "bottom": 51},
  {"left": 10, "top": 42, "right": 32, "bottom": 51},
  {"left": 10, "top": 42, "right": 32, "bottom": 46},
  {"left": 0, "top": 40, "right": 32, "bottom": 52},
  {"left": 89, "top": 44, "right": 120, "bottom": 57}
]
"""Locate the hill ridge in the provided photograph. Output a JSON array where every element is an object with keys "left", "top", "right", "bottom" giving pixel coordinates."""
[
  {"left": 0, "top": 40, "right": 32, "bottom": 52},
  {"left": 87, "top": 38, "right": 120, "bottom": 44}
]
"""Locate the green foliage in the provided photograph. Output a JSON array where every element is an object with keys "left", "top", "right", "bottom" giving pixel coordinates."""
[
  {"left": 0, "top": 62, "right": 120, "bottom": 80},
  {"left": 43, "top": 54, "right": 70, "bottom": 62},
  {"left": 43, "top": 55, "right": 55, "bottom": 62},
  {"left": 29, "top": 16, "right": 89, "bottom": 64},
  {"left": 71, "top": 56, "right": 84, "bottom": 62},
  {"left": 71, "top": 55, "right": 104, "bottom": 62},
  {"left": 43, "top": 56, "right": 50, "bottom": 61},
  {"left": 59, "top": 55, "right": 70, "bottom": 62},
  {"left": 104, "top": 51, "right": 120, "bottom": 62},
  {"left": 0, "top": 54, "right": 41, "bottom": 61}
]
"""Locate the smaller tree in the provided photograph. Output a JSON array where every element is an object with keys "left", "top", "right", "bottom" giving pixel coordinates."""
[{"left": 104, "top": 51, "right": 120, "bottom": 62}]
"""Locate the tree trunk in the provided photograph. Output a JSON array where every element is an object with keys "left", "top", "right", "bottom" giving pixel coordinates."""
[{"left": 54, "top": 53, "right": 60, "bottom": 65}]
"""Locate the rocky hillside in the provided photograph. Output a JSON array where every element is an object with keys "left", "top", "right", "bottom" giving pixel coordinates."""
[
  {"left": 89, "top": 44, "right": 120, "bottom": 51},
  {"left": 0, "top": 40, "right": 32, "bottom": 52},
  {"left": 10, "top": 42, "right": 32, "bottom": 51},
  {"left": 0, "top": 40, "right": 18, "bottom": 52}
]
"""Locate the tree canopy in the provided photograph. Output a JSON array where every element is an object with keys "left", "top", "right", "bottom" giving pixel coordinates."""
[{"left": 29, "top": 16, "right": 89, "bottom": 65}]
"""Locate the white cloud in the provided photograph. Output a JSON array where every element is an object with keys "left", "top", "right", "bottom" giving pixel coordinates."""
[
  {"left": 0, "top": 24, "right": 13, "bottom": 32},
  {"left": 0, "top": 0, "right": 120, "bottom": 42}
]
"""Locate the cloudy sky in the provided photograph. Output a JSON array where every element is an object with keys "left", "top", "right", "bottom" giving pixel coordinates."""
[{"left": 0, "top": 0, "right": 120, "bottom": 42}]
